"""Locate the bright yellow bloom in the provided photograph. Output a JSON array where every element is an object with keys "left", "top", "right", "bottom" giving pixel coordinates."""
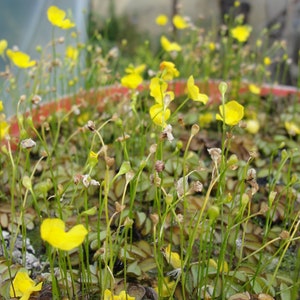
[
  {"left": 0, "top": 39, "right": 8, "bottom": 56},
  {"left": 121, "top": 64, "right": 146, "bottom": 89},
  {"left": 40, "top": 218, "right": 88, "bottom": 251},
  {"left": 155, "top": 14, "right": 168, "bottom": 26},
  {"left": 199, "top": 112, "right": 214, "bottom": 128},
  {"left": 285, "top": 121, "right": 300, "bottom": 135},
  {"left": 264, "top": 56, "right": 272, "bottom": 66},
  {"left": 216, "top": 100, "right": 244, "bottom": 126},
  {"left": 231, "top": 25, "right": 252, "bottom": 43},
  {"left": 121, "top": 73, "right": 143, "bottom": 89},
  {"left": 187, "top": 75, "right": 209, "bottom": 104},
  {"left": 104, "top": 289, "right": 135, "bottom": 300},
  {"left": 154, "top": 277, "right": 176, "bottom": 297},
  {"left": 249, "top": 84, "right": 261, "bottom": 95},
  {"left": 160, "top": 35, "right": 182, "bottom": 52},
  {"left": 10, "top": 269, "right": 43, "bottom": 300},
  {"left": 164, "top": 244, "right": 182, "bottom": 269},
  {"left": 245, "top": 119, "right": 260, "bottom": 134},
  {"left": 149, "top": 77, "right": 168, "bottom": 104},
  {"left": 6, "top": 49, "right": 35, "bottom": 68},
  {"left": 0, "top": 114, "right": 9, "bottom": 140},
  {"left": 160, "top": 61, "right": 180, "bottom": 80},
  {"left": 150, "top": 104, "right": 171, "bottom": 127},
  {"left": 172, "top": 15, "right": 189, "bottom": 29},
  {"left": 66, "top": 45, "right": 78, "bottom": 61},
  {"left": 47, "top": 6, "right": 75, "bottom": 29},
  {"left": 125, "top": 64, "right": 146, "bottom": 75}
]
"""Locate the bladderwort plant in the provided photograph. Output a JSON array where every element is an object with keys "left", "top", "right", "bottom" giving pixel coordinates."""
[{"left": 0, "top": 2, "right": 300, "bottom": 300}]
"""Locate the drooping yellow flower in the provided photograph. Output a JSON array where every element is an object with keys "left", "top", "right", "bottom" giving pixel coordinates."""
[
  {"left": 160, "top": 61, "right": 180, "bottom": 81},
  {"left": 0, "top": 39, "right": 8, "bottom": 56},
  {"left": 40, "top": 218, "right": 88, "bottom": 251},
  {"left": 66, "top": 45, "right": 79, "bottom": 61},
  {"left": 149, "top": 77, "right": 168, "bottom": 104},
  {"left": 216, "top": 100, "right": 244, "bottom": 126},
  {"left": 249, "top": 84, "right": 261, "bottom": 95},
  {"left": 163, "top": 244, "right": 182, "bottom": 269},
  {"left": 155, "top": 14, "right": 168, "bottom": 26},
  {"left": 285, "top": 121, "right": 300, "bottom": 136},
  {"left": 10, "top": 269, "right": 43, "bottom": 300},
  {"left": 149, "top": 104, "right": 171, "bottom": 127},
  {"left": 231, "top": 25, "right": 252, "bottom": 43},
  {"left": 187, "top": 75, "right": 209, "bottom": 104},
  {"left": 6, "top": 49, "right": 36, "bottom": 68},
  {"left": 47, "top": 5, "right": 75, "bottom": 29},
  {"left": 104, "top": 289, "right": 135, "bottom": 300},
  {"left": 154, "top": 277, "right": 176, "bottom": 298},
  {"left": 172, "top": 15, "right": 189, "bottom": 29},
  {"left": 160, "top": 35, "right": 182, "bottom": 52}
]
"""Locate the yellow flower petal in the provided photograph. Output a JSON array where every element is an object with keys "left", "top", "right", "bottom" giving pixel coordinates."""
[
  {"left": 149, "top": 104, "right": 170, "bottom": 127},
  {"left": 285, "top": 121, "right": 300, "bottom": 135},
  {"left": 216, "top": 100, "right": 244, "bottom": 126},
  {"left": 0, "top": 39, "right": 8, "bottom": 56},
  {"left": 6, "top": 49, "right": 35, "bottom": 68},
  {"left": 172, "top": 15, "right": 189, "bottom": 29},
  {"left": 231, "top": 25, "right": 252, "bottom": 43},
  {"left": 246, "top": 119, "right": 260, "bottom": 134},
  {"left": 160, "top": 35, "right": 182, "bottom": 52},
  {"left": 164, "top": 244, "right": 182, "bottom": 269},
  {"left": 0, "top": 115, "right": 9, "bottom": 140},
  {"left": 249, "top": 84, "right": 261, "bottom": 95},
  {"left": 160, "top": 61, "right": 179, "bottom": 81},
  {"left": 10, "top": 269, "right": 42, "bottom": 300},
  {"left": 40, "top": 218, "right": 88, "bottom": 251},
  {"left": 0, "top": 101, "right": 3, "bottom": 112},
  {"left": 47, "top": 6, "right": 75, "bottom": 29},
  {"left": 66, "top": 45, "right": 78, "bottom": 61},
  {"left": 187, "top": 75, "right": 208, "bottom": 104},
  {"left": 150, "top": 77, "right": 168, "bottom": 104},
  {"left": 121, "top": 73, "right": 143, "bottom": 89},
  {"left": 156, "top": 14, "right": 168, "bottom": 26}
]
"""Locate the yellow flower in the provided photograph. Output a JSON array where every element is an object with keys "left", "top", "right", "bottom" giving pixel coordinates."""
[
  {"left": 89, "top": 150, "right": 98, "bottom": 167},
  {"left": 154, "top": 277, "right": 176, "bottom": 298},
  {"left": 104, "top": 289, "right": 135, "bottom": 300},
  {"left": 249, "top": 84, "right": 261, "bottom": 95},
  {"left": 149, "top": 104, "right": 171, "bottom": 127},
  {"left": 6, "top": 49, "right": 36, "bottom": 68},
  {"left": 121, "top": 73, "right": 143, "bottom": 89},
  {"left": 0, "top": 100, "right": 3, "bottom": 111},
  {"left": 264, "top": 56, "right": 272, "bottom": 66},
  {"left": 199, "top": 112, "right": 214, "bottom": 128},
  {"left": 209, "top": 258, "right": 229, "bottom": 273},
  {"left": 47, "top": 5, "right": 75, "bottom": 29},
  {"left": 160, "top": 35, "right": 182, "bottom": 52},
  {"left": 121, "top": 64, "right": 146, "bottom": 89},
  {"left": 0, "top": 114, "right": 9, "bottom": 140},
  {"left": 245, "top": 119, "right": 260, "bottom": 134},
  {"left": 10, "top": 269, "right": 43, "bottom": 300},
  {"left": 149, "top": 77, "right": 168, "bottom": 104},
  {"left": 164, "top": 244, "right": 182, "bottom": 269},
  {"left": 285, "top": 121, "right": 300, "bottom": 136},
  {"left": 0, "top": 39, "right": 8, "bottom": 56},
  {"left": 231, "top": 25, "right": 252, "bottom": 43},
  {"left": 172, "top": 15, "right": 189, "bottom": 29},
  {"left": 216, "top": 100, "right": 244, "bottom": 126},
  {"left": 40, "top": 218, "right": 88, "bottom": 251},
  {"left": 155, "top": 14, "right": 168, "bottom": 26},
  {"left": 66, "top": 45, "right": 78, "bottom": 61},
  {"left": 160, "top": 61, "right": 180, "bottom": 80},
  {"left": 187, "top": 75, "right": 209, "bottom": 104}
]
